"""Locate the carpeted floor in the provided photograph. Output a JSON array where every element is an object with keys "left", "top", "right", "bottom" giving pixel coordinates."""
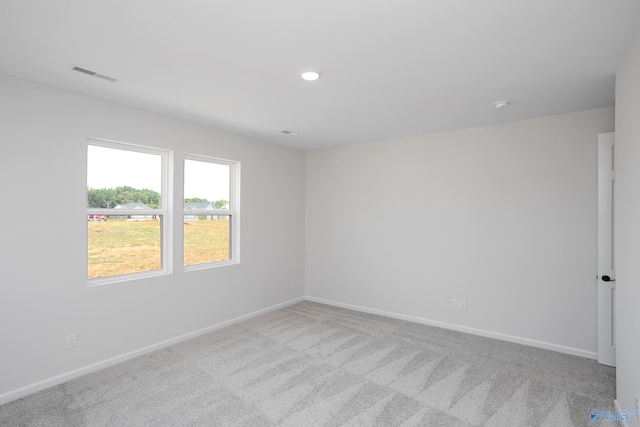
[{"left": 0, "top": 301, "right": 616, "bottom": 426}]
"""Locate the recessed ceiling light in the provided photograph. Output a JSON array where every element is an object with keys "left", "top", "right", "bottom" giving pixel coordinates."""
[
  {"left": 301, "top": 71, "right": 321, "bottom": 81},
  {"left": 494, "top": 100, "right": 509, "bottom": 109},
  {"left": 280, "top": 130, "right": 299, "bottom": 136}
]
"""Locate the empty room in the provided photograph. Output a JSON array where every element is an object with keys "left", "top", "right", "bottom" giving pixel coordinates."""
[{"left": 2, "top": 1, "right": 640, "bottom": 426}]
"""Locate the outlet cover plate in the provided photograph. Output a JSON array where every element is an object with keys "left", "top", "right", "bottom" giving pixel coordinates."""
[{"left": 66, "top": 334, "right": 77, "bottom": 349}]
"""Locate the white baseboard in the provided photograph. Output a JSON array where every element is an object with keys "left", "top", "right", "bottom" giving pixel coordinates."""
[
  {"left": 305, "top": 296, "right": 597, "bottom": 360},
  {"left": 615, "top": 399, "right": 622, "bottom": 413},
  {"left": 613, "top": 399, "right": 625, "bottom": 427},
  {"left": 0, "top": 296, "right": 305, "bottom": 406}
]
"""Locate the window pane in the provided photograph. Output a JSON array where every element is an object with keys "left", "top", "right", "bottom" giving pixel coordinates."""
[
  {"left": 88, "top": 145, "right": 162, "bottom": 210},
  {"left": 184, "top": 215, "right": 230, "bottom": 266},
  {"left": 184, "top": 159, "right": 230, "bottom": 208},
  {"left": 88, "top": 217, "right": 162, "bottom": 279},
  {"left": 184, "top": 157, "right": 233, "bottom": 268},
  {"left": 87, "top": 141, "right": 166, "bottom": 282}
]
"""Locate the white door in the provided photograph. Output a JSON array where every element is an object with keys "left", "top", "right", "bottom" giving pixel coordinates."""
[{"left": 598, "top": 132, "right": 616, "bottom": 367}]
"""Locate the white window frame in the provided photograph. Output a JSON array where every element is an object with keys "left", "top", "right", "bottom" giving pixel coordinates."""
[
  {"left": 86, "top": 138, "right": 173, "bottom": 285},
  {"left": 183, "top": 154, "right": 240, "bottom": 271}
]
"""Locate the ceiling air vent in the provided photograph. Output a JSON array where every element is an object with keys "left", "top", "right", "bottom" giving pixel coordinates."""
[
  {"left": 71, "top": 64, "right": 119, "bottom": 82},
  {"left": 280, "top": 130, "right": 299, "bottom": 136}
]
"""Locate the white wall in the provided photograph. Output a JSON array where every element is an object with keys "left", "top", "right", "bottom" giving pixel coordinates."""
[
  {"left": 0, "top": 74, "right": 305, "bottom": 401},
  {"left": 615, "top": 30, "right": 640, "bottom": 425},
  {"left": 306, "top": 108, "right": 614, "bottom": 356}
]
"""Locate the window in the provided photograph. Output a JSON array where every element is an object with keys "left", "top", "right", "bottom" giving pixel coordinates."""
[
  {"left": 87, "top": 139, "right": 171, "bottom": 283},
  {"left": 184, "top": 155, "right": 239, "bottom": 268}
]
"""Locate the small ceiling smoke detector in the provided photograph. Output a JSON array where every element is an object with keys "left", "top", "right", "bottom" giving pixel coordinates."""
[
  {"left": 301, "top": 70, "right": 321, "bottom": 81},
  {"left": 71, "top": 64, "right": 120, "bottom": 82},
  {"left": 494, "top": 100, "right": 509, "bottom": 109},
  {"left": 280, "top": 130, "right": 299, "bottom": 136}
]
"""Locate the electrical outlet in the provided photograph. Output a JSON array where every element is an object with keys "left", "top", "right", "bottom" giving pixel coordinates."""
[
  {"left": 291, "top": 279, "right": 296, "bottom": 288},
  {"left": 452, "top": 299, "right": 459, "bottom": 309},
  {"left": 66, "top": 334, "right": 77, "bottom": 349},
  {"left": 460, "top": 300, "right": 467, "bottom": 311}
]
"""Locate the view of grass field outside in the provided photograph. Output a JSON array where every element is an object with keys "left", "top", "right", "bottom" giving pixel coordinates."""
[
  {"left": 87, "top": 142, "right": 234, "bottom": 280},
  {"left": 183, "top": 216, "right": 230, "bottom": 266},
  {"left": 87, "top": 217, "right": 230, "bottom": 279},
  {"left": 88, "top": 219, "right": 161, "bottom": 279}
]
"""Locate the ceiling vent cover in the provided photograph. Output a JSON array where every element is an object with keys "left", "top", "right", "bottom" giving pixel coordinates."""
[
  {"left": 280, "top": 130, "right": 299, "bottom": 136},
  {"left": 71, "top": 64, "right": 119, "bottom": 82}
]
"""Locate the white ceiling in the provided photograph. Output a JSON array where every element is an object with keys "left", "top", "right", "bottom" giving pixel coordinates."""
[{"left": 1, "top": 1, "right": 639, "bottom": 151}]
